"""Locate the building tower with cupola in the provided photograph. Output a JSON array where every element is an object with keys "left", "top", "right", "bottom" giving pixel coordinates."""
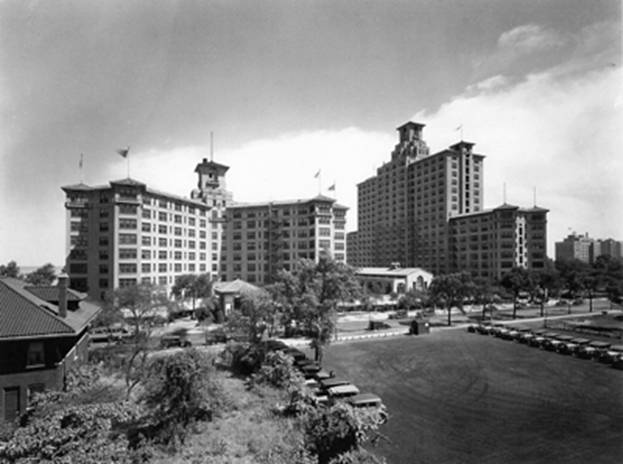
[{"left": 191, "top": 158, "right": 233, "bottom": 279}]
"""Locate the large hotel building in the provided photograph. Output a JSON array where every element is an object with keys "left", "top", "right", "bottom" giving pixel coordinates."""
[
  {"left": 220, "top": 196, "right": 347, "bottom": 284},
  {"left": 63, "top": 157, "right": 347, "bottom": 298},
  {"left": 348, "top": 121, "right": 548, "bottom": 280},
  {"left": 62, "top": 158, "right": 232, "bottom": 300}
]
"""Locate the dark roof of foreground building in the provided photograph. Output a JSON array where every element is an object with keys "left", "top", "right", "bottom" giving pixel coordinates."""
[
  {"left": 24, "top": 286, "right": 83, "bottom": 302},
  {"left": 0, "top": 278, "right": 101, "bottom": 340}
]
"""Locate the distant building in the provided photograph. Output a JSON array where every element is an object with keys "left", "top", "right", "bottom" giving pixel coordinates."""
[
  {"left": 349, "top": 121, "right": 546, "bottom": 278},
  {"left": 0, "top": 275, "right": 101, "bottom": 422},
  {"left": 62, "top": 159, "right": 233, "bottom": 300},
  {"left": 355, "top": 264, "right": 433, "bottom": 295},
  {"left": 555, "top": 233, "right": 622, "bottom": 264},
  {"left": 221, "top": 195, "right": 348, "bottom": 284},
  {"left": 448, "top": 204, "right": 548, "bottom": 280}
]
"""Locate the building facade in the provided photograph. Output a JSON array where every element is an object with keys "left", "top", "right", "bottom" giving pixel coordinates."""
[
  {"left": 349, "top": 121, "right": 547, "bottom": 279},
  {"left": 351, "top": 122, "right": 484, "bottom": 274},
  {"left": 448, "top": 204, "right": 548, "bottom": 280},
  {"left": 0, "top": 276, "right": 100, "bottom": 422},
  {"left": 221, "top": 195, "right": 347, "bottom": 284},
  {"left": 555, "top": 233, "right": 622, "bottom": 264}
]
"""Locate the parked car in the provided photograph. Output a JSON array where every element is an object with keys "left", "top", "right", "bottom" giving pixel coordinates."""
[
  {"left": 300, "top": 363, "right": 322, "bottom": 378},
  {"left": 90, "top": 325, "right": 132, "bottom": 343},
  {"left": 160, "top": 334, "right": 191, "bottom": 348},
  {"left": 518, "top": 332, "right": 535, "bottom": 344},
  {"left": 476, "top": 323, "right": 494, "bottom": 335},
  {"left": 529, "top": 335, "right": 546, "bottom": 347},
  {"left": 510, "top": 327, "right": 530, "bottom": 341},
  {"left": 327, "top": 384, "right": 360, "bottom": 400},
  {"left": 588, "top": 341, "right": 611, "bottom": 360},
  {"left": 576, "top": 344, "right": 597, "bottom": 359},
  {"left": 320, "top": 377, "right": 351, "bottom": 391},
  {"left": 541, "top": 332, "right": 562, "bottom": 351},
  {"left": 611, "top": 354, "right": 623, "bottom": 370},
  {"left": 467, "top": 324, "right": 477, "bottom": 333},
  {"left": 568, "top": 338, "right": 590, "bottom": 355},
  {"left": 347, "top": 392, "right": 382, "bottom": 408},
  {"left": 598, "top": 344, "right": 623, "bottom": 364}
]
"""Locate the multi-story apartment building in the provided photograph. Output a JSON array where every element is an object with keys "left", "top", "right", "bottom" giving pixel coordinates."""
[
  {"left": 555, "top": 233, "right": 621, "bottom": 264},
  {"left": 448, "top": 204, "right": 548, "bottom": 279},
  {"left": 221, "top": 195, "right": 347, "bottom": 284},
  {"left": 351, "top": 122, "right": 484, "bottom": 274},
  {"left": 63, "top": 158, "right": 233, "bottom": 300},
  {"left": 349, "top": 121, "right": 547, "bottom": 279}
]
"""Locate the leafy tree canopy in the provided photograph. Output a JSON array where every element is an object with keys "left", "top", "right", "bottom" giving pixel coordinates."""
[{"left": 25, "top": 263, "right": 57, "bottom": 285}]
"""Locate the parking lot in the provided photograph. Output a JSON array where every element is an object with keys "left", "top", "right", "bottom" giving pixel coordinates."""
[{"left": 323, "top": 330, "right": 623, "bottom": 464}]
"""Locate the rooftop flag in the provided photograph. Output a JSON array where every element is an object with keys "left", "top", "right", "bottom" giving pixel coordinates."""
[
  {"left": 314, "top": 169, "right": 320, "bottom": 179},
  {"left": 116, "top": 146, "right": 130, "bottom": 158},
  {"left": 328, "top": 183, "right": 335, "bottom": 191}
]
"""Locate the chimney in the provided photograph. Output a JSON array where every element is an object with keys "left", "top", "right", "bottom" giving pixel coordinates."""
[{"left": 58, "top": 273, "right": 68, "bottom": 318}]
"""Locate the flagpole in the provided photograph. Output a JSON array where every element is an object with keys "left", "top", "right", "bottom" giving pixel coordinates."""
[
  {"left": 79, "top": 153, "right": 84, "bottom": 183},
  {"left": 127, "top": 146, "right": 131, "bottom": 179}
]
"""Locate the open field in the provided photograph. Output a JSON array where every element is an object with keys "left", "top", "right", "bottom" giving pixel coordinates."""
[{"left": 323, "top": 330, "right": 623, "bottom": 464}]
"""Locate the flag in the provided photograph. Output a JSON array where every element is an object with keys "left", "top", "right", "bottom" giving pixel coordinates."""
[
  {"left": 79, "top": 153, "right": 83, "bottom": 169},
  {"left": 455, "top": 125, "right": 462, "bottom": 131},
  {"left": 314, "top": 170, "right": 320, "bottom": 179},
  {"left": 116, "top": 146, "right": 130, "bottom": 158},
  {"left": 328, "top": 183, "right": 335, "bottom": 191}
]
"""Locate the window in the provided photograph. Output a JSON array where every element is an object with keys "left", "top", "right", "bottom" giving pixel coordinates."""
[
  {"left": 141, "top": 236, "right": 151, "bottom": 246},
  {"left": 120, "top": 218, "right": 137, "bottom": 229},
  {"left": 119, "top": 278, "right": 137, "bottom": 287},
  {"left": 174, "top": 263, "right": 182, "bottom": 272},
  {"left": 158, "top": 237, "right": 167, "bottom": 247},
  {"left": 119, "top": 248, "right": 137, "bottom": 259},
  {"left": 119, "top": 233, "right": 137, "bottom": 244},
  {"left": 189, "top": 217, "right": 196, "bottom": 226},
  {"left": 174, "top": 214, "right": 182, "bottom": 224},
  {"left": 99, "top": 222, "right": 109, "bottom": 232},
  {"left": 99, "top": 237, "right": 109, "bottom": 246},
  {"left": 119, "top": 204, "right": 137, "bottom": 215},
  {"left": 142, "top": 222, "right": 151, "bottom": 232},
  {"left": 189, "top": 252, "right": 196, "bottom": 260},
  {"left": 141, "top": 249, "right": 151, "bottom": 259},
  {"left": 174, "top": 251, "right": 182, "bottom": 260},
  {"left": 26, "top": 342, "right": 45, "bottom": 367},
  {"left": 119, "top": 263, "right": 137, "bottom": 273},
  {"left": 319, "top": 228, "right": 331, "bottom": 236},
  {"left": 158, "top": 212, "right": 167, "bottom": 221},
  {"left": 158, "top": 263, "right": 167, "bottom": 272},
  {"left": 141, "top": 263, "right": 151, "bottom": 273}
]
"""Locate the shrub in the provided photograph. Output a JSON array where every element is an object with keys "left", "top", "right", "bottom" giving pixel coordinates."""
[
  {"left": 302, "top": 403, "right": 388, "bottom": 464},
  {"left": 137, "top": 349, "right": 224, "bottom": 447},
  {"left": 252, "top": 351, "right": 304, "bottom": 390}
]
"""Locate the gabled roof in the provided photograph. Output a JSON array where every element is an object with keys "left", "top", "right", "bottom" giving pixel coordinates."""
[
  {"left": 0, "top": 278, "right": 75, "bottom": 339},
  {"left": 213, "top": 279, "right": 264, "bottom": 296},
  {"left": 0, "top": 278, "right": 102, "bottom": 340},
  {"left": 396, "top": 121, "right": 425, "bottom": 130},
  {"left": 24, "top": 286, "right": 83, "bottom": 302},
  {"left": 61, "top": 182, "right": 94, "bottom": 191},
  {"left": 110, "top": 178, "right": 146, "bottom": 187},
  {"left": 356, "top": 267, "right": 433, "bottom": 278}
]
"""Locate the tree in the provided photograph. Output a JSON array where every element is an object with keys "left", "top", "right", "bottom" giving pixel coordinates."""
[
  {"left": 0, "top": 260, "right": 20, "bottom": 278},
  {"left": 397, "top": 289, "right": 427, "bottom": 310},
  {"left": 530, "top": 266, "right": 561, "bottom": 317},
  {"left": 499, "top": 267, "right": 534, "bottom": 319},
  {"left": 271, "top": 256, "right": 363, "bottom": 364},
  {"left": 472, "top": 277, "right": 498, "bottom": 321},
  {"left": 428, "top": 272, "right": 475, "bottom": 326},
  {"left": 171, "top": 273, "right": 212, "bottom": 311},
  {"left": 25, "top": 263, "right": 57, "bottom": 285},
  {"left": 101, "top": 283, "right": 171, "bottom": 397},
  {"left": 226, "top": 291, "right": 280, "bottom": 343}
]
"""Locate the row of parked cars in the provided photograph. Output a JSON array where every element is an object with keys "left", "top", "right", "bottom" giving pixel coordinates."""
[
  {"left": 261, "top": 340, "right": 386, "bottom": 412},
  {"left": 467, "top": 323, "right": 623, "bottom": 369}
]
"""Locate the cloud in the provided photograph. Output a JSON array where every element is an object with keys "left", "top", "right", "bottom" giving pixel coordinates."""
[
  {"left": 413, "top": 65, "right": 622, "bottom": 258},
  {"left": 498, "top": 24, "right": 566, "bottom": 54},
  {"left": 103, "top": 128, "right": 395, "bottom": 232}
]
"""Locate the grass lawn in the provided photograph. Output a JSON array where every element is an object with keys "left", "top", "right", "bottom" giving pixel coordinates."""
[{"left": 323, "top": 330, "right": 623, "bottom": 464}]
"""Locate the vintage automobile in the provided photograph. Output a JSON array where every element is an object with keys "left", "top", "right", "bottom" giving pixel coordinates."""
[
  {"left": 327, "top": 384, "right": 360, "bottom": 400},
  {"left": 598, "top": 344, "right": 623, "bottom": 364}
]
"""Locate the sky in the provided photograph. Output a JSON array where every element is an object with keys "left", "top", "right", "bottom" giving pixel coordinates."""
[{"left": 0, "top": 0, "right": 621, "bottom": 266}]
